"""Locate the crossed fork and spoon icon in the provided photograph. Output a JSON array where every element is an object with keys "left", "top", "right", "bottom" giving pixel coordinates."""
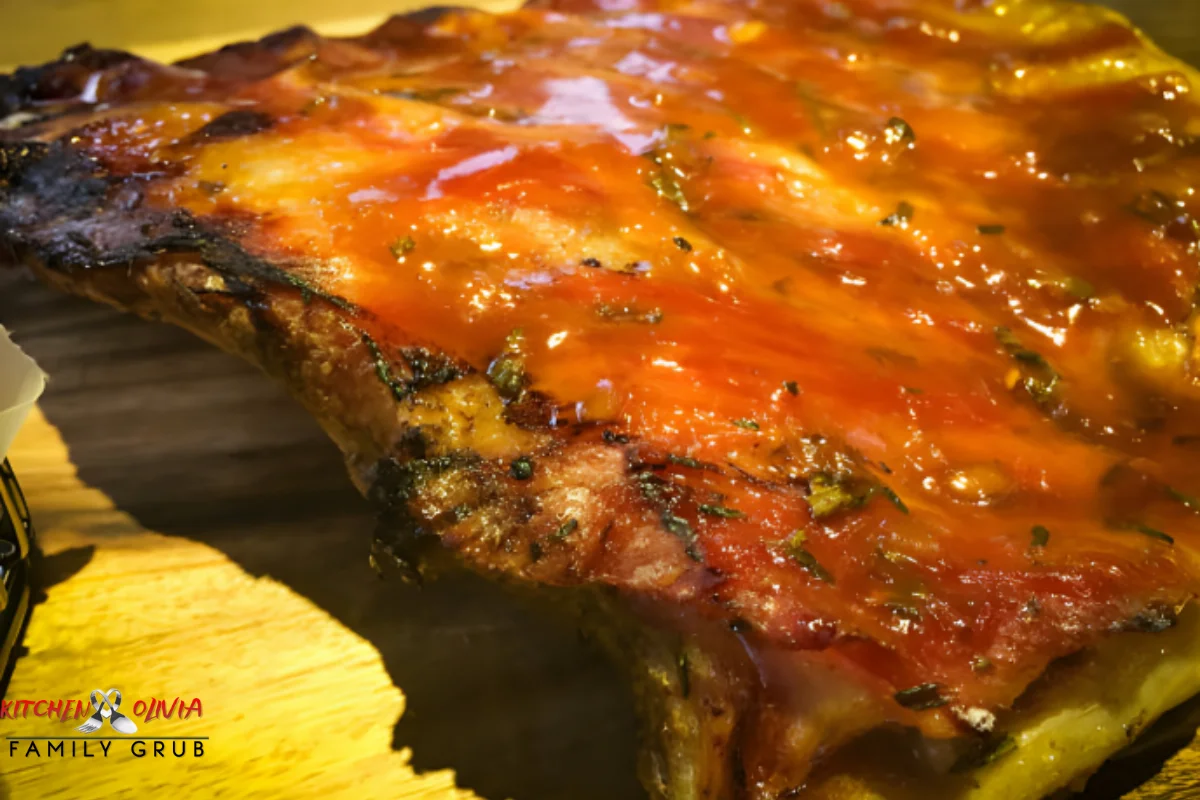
[{"left": 75, "top": 689, "right": 138, "bottom": 735}]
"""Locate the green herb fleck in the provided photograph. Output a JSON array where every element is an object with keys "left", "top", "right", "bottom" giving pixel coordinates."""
[
  {"left": 902, "top": 386, "right": 924, "bottom": 395},
  {"left": 785, "top": 531, "right": 834, "bottom": 583},
  {"left": 971, "top": 656, "right": 993, "bottom": 673},
  {"left": 732, "top": 419, "right": 760, "bottom": 431},
  {"left": 678, "top": 650, "right": 691, "bottom": 698},
  {"left": 553, "top": 518, "right": 579, "bottom": 540},
  {"left": 894, "top": 683, "right": 947, "bottom": 711},
  {"left": 699, "top": 503, "right": 746, "bottom": 519},
  {"left": 487, "top": 329, "right": 527, "bottom": 401},
  {"left": 385, "top": 86, "right": 465, "bottom": 103},
  {"left": 886, "top": 602, "right": 922, "bottom": 621},
  {"left": 879, "top": 485, "right": 909, "bottom": 514},
  {"left": 673, "top": 236, "right": 693, "bottom": 252},
  {"left": 879, "top": 201, "right": 915, "bottom": 228},
  {"left": 952, "top": 735, "right": 1017, "bottom": 772},
  {"left": 977, "top": 224, "right": 1006, "bottom": 235},
  {"left": 1167, "top": 487, "right": 1200, "bottom": 513},
  {"left": 645, "top": 148, "right": 690, "bottom": 212},
  {"left": 389, "top": 236, "right": 415, "bottom": 259},
  {"left": 806, "top": 473, "right": 866, "bottom": 519},
  {"left": 1133, "top": 523, "right": 1174, "bottom": 544},
  {"left": 510, "top": 457, "right": 534, "bottom": 481},
  {"left": 667, "top": 454, "right": 704, "bottom": 469},
  {"left": 1030, "top": 525, "right": 1050, "bottom": 548},
  {"left": 663, "top": 513, "right": 701, "bottom": 561},
  {"left": 1062, "top": 276, "right": 1094, "bottom": 300},
  {"left": 884, "top": 117, "right": 915, "bottom": 146},
  {"left": 595, "top": 303, "right": 664, "bottom": 325},
  {"left": 361, "top": 332, "right": 408, "bottom": 402},
  {"left": 995, "top": 327, "right": 1062, "bottom": 410},
  {"left": 1023, "top": 597, "right": 1042, "bottom": 618},
  {"left": 784, "top": 381, "right": 799, "bottom": 395}
]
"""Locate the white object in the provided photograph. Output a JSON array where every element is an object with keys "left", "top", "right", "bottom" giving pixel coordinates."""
[{"left": 0, "top": 326, "right": 46, "bottom": 462}]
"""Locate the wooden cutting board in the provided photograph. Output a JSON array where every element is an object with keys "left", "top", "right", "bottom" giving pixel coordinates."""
[{"left": 1, "top": 3, "right": 1200, "bottom": 799}]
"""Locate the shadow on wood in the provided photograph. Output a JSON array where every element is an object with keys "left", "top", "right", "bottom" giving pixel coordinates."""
[{"left": 0, "top": 274, "right": 644, "bottom": 800}]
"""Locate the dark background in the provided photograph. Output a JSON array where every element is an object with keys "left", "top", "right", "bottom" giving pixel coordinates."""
[{"left": 1100, "top": 1, "right": 1200, "bottom": 66}]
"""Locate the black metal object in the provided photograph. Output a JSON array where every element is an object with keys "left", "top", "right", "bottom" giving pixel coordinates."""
[{"left": 0, "top": 458, "right": 35, "bottom": 699}]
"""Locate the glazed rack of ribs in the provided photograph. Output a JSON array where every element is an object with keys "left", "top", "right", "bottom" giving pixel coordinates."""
[{"left": 4, "top": 1, "right": 1200, "bottom": 797}]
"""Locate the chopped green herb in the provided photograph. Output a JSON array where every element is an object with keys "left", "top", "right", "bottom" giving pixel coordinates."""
[
  {"left": 886, "top": 602, "right": 922, "bottom": 621},
  {"left": 1166, "top": 487, "right": 1200, "bottom": 513},
  {"left": 971, "top": 656, "right": 993, "bottom": 673},
  {"left": 867, "top": 346, "right": 918, "bottom": 366},
  {"left": 732, "top": 419, "right": 761, "bottom": 431},
  {"left": 785, "top": 531, "right": 834, "bottom": 583},
  {"left": 603, "top": 430, "right": 631, "bottom": 445},
  {"left": 553, "top": 518, "right": 579, "bottom": 540},
  {"left": 389, "top": 235, "right": 415, "bottom": 259},
  {"left": 784, "top": 381, "right": 799, "bottom": 395},
  {"left": 951, "top": 735, "right": 1017, "bottom": 772},
  {"left": 650, "top": 170, "right": 688, "bottom": 210},
  {"left": 673, "top": 236, "right": 693, "bottom": 252},
  {"left": 581, "top": 257, "right": 602, "bottom": 268},
  {"left": 902, "top": 386, "right": 924, "bottom": 395},
  {"left": 979, "top": 735, "right": 1018, "bottom": 766},
  {"left": 1030, "top": 525, "right": 1050, "bottom": 548},
  {"left": 385, "top": 86, "right": 465, "bottom": 103},
  {"left": 289, "top": 274, "right": 355, "bottom": 310},
  {"left": 884, "top": 117, "right": 915, "bottom": 146},
  {"left": 894, "top": 683, "right": 947, "bottom": 711},
  {"left": 667, "top": 454, "right": 704, "bottom": 469},
  {"left": 703, "top": 130, "right": 717, "bottom": 140},
  {"left": 807, "top": 477, "right": 859, "bottom": 519},
  {"left": 487, "top": 329, "right": 527, "bottom": 401},
  {"left": 879, "top": 201, "right": 915, "bottom": 228},
  {"left": 977, "top": 224, "right": 1006, "bottom": 235},
  {"left": 596, "top": 303, "right": 664, "bottom": 324},
  {"left": 361, "top": 331, "right": 409, "bottom": 402},
  {"left": 1023, "top": 597, "right": 1042, "bottom": 618},
  {"left": 1133, "top": 523, "right": 1174, "bottom": 544},
  {"left": 663, "top": 513, "right": 702, "bottom": 561},
  {"left": 808, "top": 477, "right": 860, "bottom": 519},
  {"left": 795, "top": 81, "right": 839, "bottom": 140},
  {"left": 879, "top": 485, "right": 909, "bottom": 514},
  {"left": 699, "top": 503, "right": 746, "bottom": 519},
  {"left": 995, "top": 326, "right": 1061, "bottom": 410},
  {"left": 995, "top": 327, "right": 1046, "bottom": 365},
  {"left": 1122, "top": 607, "right": 1177, "bottom": 633},
  {"left": 1062, "top": 276, "right": 1095, "bottom": 300},
  {"left": 645, "top": 145, "right": 691, "bottom": 212},
  {"left": 510, "top": 457, "right": 534, "bottom": 481}
]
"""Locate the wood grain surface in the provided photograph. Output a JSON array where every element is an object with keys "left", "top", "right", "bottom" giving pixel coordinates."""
[
  {"left": 1, "top": 2, "right": 1200, "bottom": 799},
  {"left": 0, "top": 273, "right": 642, "bottom": 800}
]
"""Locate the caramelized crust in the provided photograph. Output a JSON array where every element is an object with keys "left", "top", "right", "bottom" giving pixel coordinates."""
[{"left": 4, "top": 1, "right": 1200, "bottom": 797}]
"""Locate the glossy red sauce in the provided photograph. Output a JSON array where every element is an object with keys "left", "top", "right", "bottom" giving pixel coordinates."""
[{"left": 26, "top": 0, "right": 1200, "bottom": 727}]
